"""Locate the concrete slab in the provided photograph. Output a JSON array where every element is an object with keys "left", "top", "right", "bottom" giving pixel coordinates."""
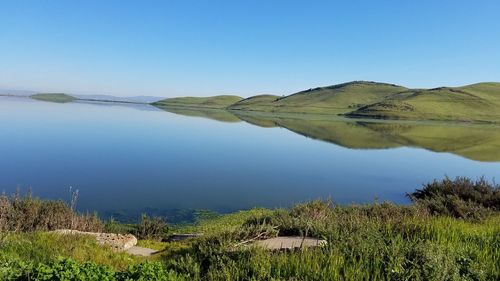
[
  {"left": 126, "top": 246, "right": 158, "bottom": 257},
  {"left": 254, "top": 236, "right": 327, "bottom": 250}
]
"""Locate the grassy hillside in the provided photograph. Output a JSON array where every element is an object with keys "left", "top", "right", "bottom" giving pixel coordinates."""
[
  {"left": 151, "top": 81, "right": 500, "bottom": 123},
  {"left": 153, "top": 95, "right": 243, "bottom": 109},
  {"left": 230, "top": 81, "right": 408, "bottom": 114},
  {"left": 228, "top": 94, "right": 281, "bottom": 111},
  {"left": 30, "top": 93, "right": 76, "bottom": 103},
  {"left": 347, "top": 83, "right": 500, "bottom": 122}
]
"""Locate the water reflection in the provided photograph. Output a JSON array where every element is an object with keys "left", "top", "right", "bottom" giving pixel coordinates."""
[{"left": 157, "top": 106, "right": 500, "bottom": 162}]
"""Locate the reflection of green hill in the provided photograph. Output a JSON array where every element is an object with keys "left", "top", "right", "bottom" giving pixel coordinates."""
[
  {"left": 360, "top": 122, "right": 500, "bottom": 162},
  {"left": 232, "top": 112, "right": 500, "bottom": 162},
  {"left": 153, "top": 95, "right": 242, "bottom": 109},
  {"left": 235, "top": 113, "right": 399, "bottom": 149},
  {"left": 156, "top": 106, "right": 242, "bottom": 123},
  {"left": 155, "top": 106, "right": 500, "bottom": 162},
  {"left": 232, "top": 113, "right": 279, "bottom": 128}
]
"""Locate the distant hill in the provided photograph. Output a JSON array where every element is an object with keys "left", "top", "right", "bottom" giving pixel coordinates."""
[
  {"left": 347, "top": 82, "right": 500, "bottom": 122},
  {"left": 0, "top": 88, "right": 162, "bottom": 104},
  {"left": 153, "top": 95, "right": 243, "bottom": 109},
  {"left": 73, "top": 94, "right": 163, "bottom": 103},
  {"left": 30, "top": 93, "right": 76, "bottom": 103}
]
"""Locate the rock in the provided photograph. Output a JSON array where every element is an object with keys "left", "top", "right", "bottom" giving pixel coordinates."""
[
  {"left": 254, "top": 236, "right": 327, "bottom": 250},
  {"left": 52, "top": 229, "right": 137, "bottom": 251}
]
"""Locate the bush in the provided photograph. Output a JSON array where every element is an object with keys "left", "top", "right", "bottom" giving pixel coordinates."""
[
  {"left": 135, "top": 214, "right": 169, "bottom": 241},
  {"left": 0, "top": 191, "right": 103, "bottom": 233},
  {"left": 408, "top": 177, "right": 500, "bottom": 220}
]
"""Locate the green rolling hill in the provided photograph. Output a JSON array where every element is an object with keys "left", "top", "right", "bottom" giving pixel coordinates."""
[
  {"left": 228, "top": 94, "right": 281, "bottom": 111},
  {"left": 347, "top": 82, "right": 500, "bottom": 122},
  {"left": 153, "top": 81, "right": 500, "bottom": 123},
  {"left": 152, "top": 95, "right": 243, "bottom": 109},
  {"left": 229, "top": 81, "right": 408, "bottom": 114}
]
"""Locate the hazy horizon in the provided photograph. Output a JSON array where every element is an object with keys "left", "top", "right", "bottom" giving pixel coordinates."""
[{"left": 1, "top": 0, "right": 499, "bottom": 97}]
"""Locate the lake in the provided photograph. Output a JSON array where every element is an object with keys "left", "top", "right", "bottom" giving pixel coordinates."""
[{"left": 2, "top": 96, "right": 500, "bottom": 222}]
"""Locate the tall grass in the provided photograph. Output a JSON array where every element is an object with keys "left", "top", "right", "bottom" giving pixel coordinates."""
[
  {"left": 0, "top": 190, "right": 102, "bottom": 232},
  {"left": 0, "top": 178, "right": 499, "bottom": 280},
  {"left": 159, "top": 178, "right": 499, "bottom": 280},
  {"left": 162, "top": 202, "right": 499, "bottom": 280}
]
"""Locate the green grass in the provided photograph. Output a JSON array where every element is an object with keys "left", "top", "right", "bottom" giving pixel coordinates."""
[
  {"left": 159, "top": 200, "right": 500, "bottom": 280},
  {"left": 153, "top": 95, "right": 243, "bottom": 109},
  {"left": 0, "top": 232, "right": 139, "bottom": 271},
  {"left": 1, "top": 179, "right": 498, "bottom": 280},
  {"left": 30, "top": 93, "right": 76, "bottom": 103},
  {"left": 227, "top": 94, "right": 281, "bottom": 111},
  {"left": 3, "top": 211, "right": 499, "bottom": 280},
  {"left": 348, "top": 82, "right": 500, "bottom": 123}
]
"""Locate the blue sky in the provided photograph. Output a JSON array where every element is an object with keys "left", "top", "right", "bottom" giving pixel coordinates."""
[{"left": 1, "top": 0, "right": 499, "bottom": 97}]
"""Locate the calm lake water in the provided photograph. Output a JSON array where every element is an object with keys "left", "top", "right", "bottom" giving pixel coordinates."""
[{"left": 2, "top": 96, "right": 500, "bottom": 221}]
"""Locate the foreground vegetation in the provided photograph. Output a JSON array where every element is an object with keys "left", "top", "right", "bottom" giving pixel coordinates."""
[{"left": 1, "top": 177, "right": 499, "bottom": 280}]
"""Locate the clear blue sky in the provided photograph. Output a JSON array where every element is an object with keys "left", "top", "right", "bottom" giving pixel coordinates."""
[{"left": 1, "top": 0, "right": 499, "bottom": 97}]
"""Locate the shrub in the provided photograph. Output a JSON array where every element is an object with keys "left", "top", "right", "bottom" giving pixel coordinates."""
[
  {"left": 135, "top": 214, "right": 169, "bottom": 241},
  {"left": 408, "top": 177, "right": 500, "bottom": 220},
  {"left": 0, "top": 254, "right": 32, "bottom": 280}
]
